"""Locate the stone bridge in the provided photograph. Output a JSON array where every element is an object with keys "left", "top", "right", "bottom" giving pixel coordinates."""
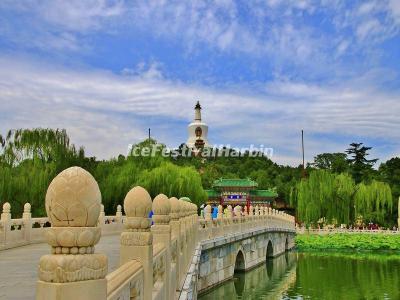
[
  {"left": 197, "top": 227, "right": 295, "bottom": 293},
  {"left": 0, "top": 166, "right": 295, "bottom": 300},
  {"left": 199, "top": 251, "right": 297, "bottom": 299}
]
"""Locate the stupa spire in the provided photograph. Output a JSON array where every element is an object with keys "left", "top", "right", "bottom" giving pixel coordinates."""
[{"left": 194, "top": 101, "right": 202, "bottom": 121}]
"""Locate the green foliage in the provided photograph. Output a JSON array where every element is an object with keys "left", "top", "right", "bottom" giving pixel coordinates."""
[
  {"left": 379, "top": 157, "right": 400, "bottom": 223},
  {"left": 293, "top": 170, "right": 355, "bottom": 224},
  {"left": 311, "top": 152, "right": 348, "bottom": 173},
  {"left": 0, "top": 129, "right": 208, "bottom": 216},
  {"left": 1, "top": 128, "right": 399, "bottom": 226},
  {"left": 354, "top": 180, "right": 393, "bottom": 224},
  {"left": 138, "top": 162, "right": 207, "bottom": 206},
  {"left": 346, "top": 142, "right": 378, "bottom": 183},
  {"left": 296, "top": 233, "right": 400, "bottom": 250},
  {"left": 0, "top": 129, "right": 93, "bottom": 217},
  {"left": 292, "top": 169, "right": 392, "bottom": 226}
]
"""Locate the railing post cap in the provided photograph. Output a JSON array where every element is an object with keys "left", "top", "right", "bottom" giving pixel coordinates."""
[
  {"left": 45, "top": 166, "right": 101, "bottom": 227},
  {"left": 24, "top": 202, "right": 31, "bottom": 213},
  {"left": 2, "top": 202, "right": 11, "bottom": 213},
  {"left": 153, "top": 193, "right": 171, "bottom": 215},
  {"left": 124, "top": 186, "right": 152, "bottom": 218}
]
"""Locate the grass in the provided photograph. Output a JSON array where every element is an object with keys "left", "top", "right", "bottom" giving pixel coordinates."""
[{"left": 296, "top": 233, "right": 400, "bottom": 251}]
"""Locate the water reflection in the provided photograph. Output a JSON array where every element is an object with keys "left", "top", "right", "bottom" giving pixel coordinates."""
[
  {"left": 199, "top": 251, "right": 400, "bottom": 300},
  {"left": 199, "top": 252, "right": 297, "bottom": 300},
  {"left": 285, "top": 252, "right": 400, "bottom": 300}
]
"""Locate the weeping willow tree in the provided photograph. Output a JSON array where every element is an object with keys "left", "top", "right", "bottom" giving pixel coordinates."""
[
  {"left": 292, "top": 170, "right": 392, "bottom": 226},
  {"left": 0, "top": 128, "right": 90, "bottom": 216},
  {"left": 354, "top": 180, "right": 392, "bottom": 224},
  {"left": 138, "top": 162, "right": 207, "bottom": 206},
  {"left": 0, "top": 128, "right": 83, "bottom": 166}
]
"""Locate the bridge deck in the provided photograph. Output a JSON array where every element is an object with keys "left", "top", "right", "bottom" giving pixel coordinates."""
[{"left": 0, "top": 234, "right": 120, "bottom": 300}]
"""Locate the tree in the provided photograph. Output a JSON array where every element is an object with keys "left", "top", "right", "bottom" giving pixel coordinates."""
[
  {"left": 346, "top": 143, "right": 378, "bottom": 183},
  {"left": 138, "top": 162, "right": 207, "bottom": 206},
  {"left": 379, "top": 157, "right": 400, "bottom": 224},
  {"left": 311, "top": 153, "right": 348, "bottom": 173},
  {"left": 292, "top": 169, "right": 392, "bottom": 226},
  {"left": 379, "top": 157, "right": 400, "bottom": 199},
  {"left": 0, "top": 128, "right": 92, "bottom": 216}
]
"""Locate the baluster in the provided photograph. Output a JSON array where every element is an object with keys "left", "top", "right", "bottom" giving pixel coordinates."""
[
  {"left": 120, "top": 186, "right": 153, "bottom": 300},
  {"left": 36, "top": 166, "right": 107, "bottom": 300}
]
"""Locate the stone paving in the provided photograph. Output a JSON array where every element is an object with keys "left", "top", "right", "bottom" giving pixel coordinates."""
[{"left": 0, "top": 234, "right": 120, "bottom": 300}]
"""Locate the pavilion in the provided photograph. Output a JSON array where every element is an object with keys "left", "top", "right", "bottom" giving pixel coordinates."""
[{"left": 205, "top": 178, "right": 277, "bottom": 208}]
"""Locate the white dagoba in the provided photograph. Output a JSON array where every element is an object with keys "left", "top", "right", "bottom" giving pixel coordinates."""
[{"left": 186, "top": 101, "right": 211, "bottom": 149}]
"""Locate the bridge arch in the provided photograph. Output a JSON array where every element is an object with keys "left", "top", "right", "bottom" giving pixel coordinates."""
[
  {"left": 266, "top": 240, "right": 274, "bottom": 258},
  {"left": 234, "top": 249, "right": 246, "bottom": 272}
]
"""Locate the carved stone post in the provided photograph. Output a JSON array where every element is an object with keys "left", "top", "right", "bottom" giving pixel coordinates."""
[
  {"left": 249, "top": 205, "right": 254, "bottom": 226},
  {"left": 233, "top": 205, "right": 240, "bottom": 232},
  {"left": 263, "top": 206, "right": 268, "bottom": 225},
  {"left": 98, "top": 204, "right": 105, "bottom": 227},
  {"left": 1, "top": 202, "right": 11, "bottom": 221},
  {"left": 0, "top": 202, "right": 11, "bottom": 247},
  {"left": 191, "top": 203, "right": 198, "bottom": 246},
  {"left": 243, "top": 205, "right": 248, "bottom": 217},
  {"left": 23, "top": 203, "right": 32, "bottom": 243},
  {"left": 216, "top": 205, "right": 223, "bottom": 236},
  {"left": 227, "top": 205, "right": 233, "bottom": 233},
  {"left": 204, "top": 204, "right": 212, "bottom": 221},
  {"left": 178, "top": 199, "right": 187, "bottom": 277},
  {"left": 120, "top": 186, "right": 153, "bottom": 300},
  {"left": 169, "top": 197, "right": 181, "bottom": 289},
  {"left": 204, "top": 204, "right": 212, "bottom": 238},
  {"left": 36, "top": 167, "right": 107, "bottom": 300},
  {"left": 189, "top": 202, "right": 197, "bottom": 251},
  {"left": 254, "top": 205, "right": 259, "bottom": 227},
  {"left": 217, "top": 205, "right": 223, "bottom": 219},
  {"left": 116, "top": 204, "right": 122, "bottom": 223},
  {"left": 151, "top": 194, "right": 172, "bottom": 300}
]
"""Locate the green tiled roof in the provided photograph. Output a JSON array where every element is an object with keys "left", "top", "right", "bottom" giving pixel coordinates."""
[
  {"left": 205, "top": 189, "right": 219, "bottom": 197},
  {"left": 212, "top": 178, "right": 258, "bottom": 188},
  {"left": 250, "top": 189, "right": 278, "bottom": 198}
]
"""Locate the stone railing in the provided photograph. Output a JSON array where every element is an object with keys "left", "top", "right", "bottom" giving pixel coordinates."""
[
  {"left": 0, "top": 202, "right": 125, "bottom": 250},
  {"left": 197, "top": 204, "right": 294, "bottom": 243},
  {"left": 33, "top": 166, "right": 295, "bottom": 300}
]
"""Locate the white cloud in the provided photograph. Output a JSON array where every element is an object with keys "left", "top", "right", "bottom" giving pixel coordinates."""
[
  {"left": 1, "top": 0, "right": 399, "bottom": 82},
  {"left": 0, "top": 56, "right": 399, "bottom": 165},
  {"left": 356, "top": 19, "right": 382, "bottom": 40}
]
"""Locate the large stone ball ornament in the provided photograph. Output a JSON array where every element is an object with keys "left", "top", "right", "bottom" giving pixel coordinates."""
[
  {"left": 45, "top": 167, "right": 101, "bottom": 227},
  {"left": 169, "top": 197, "right": 180, "bottom": 220},
  {"left": 44, "top": 167, "right": 102, "bottom": 254},
  {"left": 39, "top": 167, "right": 108, "bottom": 283},
  {"left": 152, "top": 194, "right": 171, "bottom": 224},
  {"left": 123, "top": 186, "right": 152, "bottom": 230}
]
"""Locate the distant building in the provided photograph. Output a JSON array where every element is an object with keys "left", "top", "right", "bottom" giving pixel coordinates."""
[
  {"left": 205, "top": 178, "right": 277, "bottom": 208},
  {"left": 186, "top": 101, "right": 211, "bottom": 151}
]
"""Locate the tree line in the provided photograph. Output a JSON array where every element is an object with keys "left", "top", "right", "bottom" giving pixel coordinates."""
[
  {"left": 291, "top": 143, "right": 399, "bottom": 227},
  {"left": 0, "top": 129, "right": 399, "bottom": 228}
]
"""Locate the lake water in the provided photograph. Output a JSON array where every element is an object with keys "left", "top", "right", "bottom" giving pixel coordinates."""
[{"left": 198, "top": 251, "right": 400, "bottom": 300}]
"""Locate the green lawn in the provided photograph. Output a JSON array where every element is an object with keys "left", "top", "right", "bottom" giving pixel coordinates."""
[{"left": 296, "top": 233, "right": 400, "bottom": 251}]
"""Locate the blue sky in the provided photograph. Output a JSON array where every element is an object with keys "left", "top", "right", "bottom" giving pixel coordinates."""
[{"left": 0, "top": 0, "right": 399, "bottom": 166}]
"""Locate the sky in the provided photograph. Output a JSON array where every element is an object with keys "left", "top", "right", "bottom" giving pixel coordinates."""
[{"left": 0, "top": 0, "right": 399, "bottom": 166}]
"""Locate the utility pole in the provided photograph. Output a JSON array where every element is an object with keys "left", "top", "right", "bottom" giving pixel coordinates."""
[
  {"left": 302, "top": 129, "right": 305, "bottom": 178},
  {"left": 148, "top": 128, "right": 151, "bottom": 142}
]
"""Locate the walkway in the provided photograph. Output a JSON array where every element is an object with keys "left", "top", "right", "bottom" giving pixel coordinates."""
[{"left": 0, "top": 234, "right": 120, "bottom": 300}]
